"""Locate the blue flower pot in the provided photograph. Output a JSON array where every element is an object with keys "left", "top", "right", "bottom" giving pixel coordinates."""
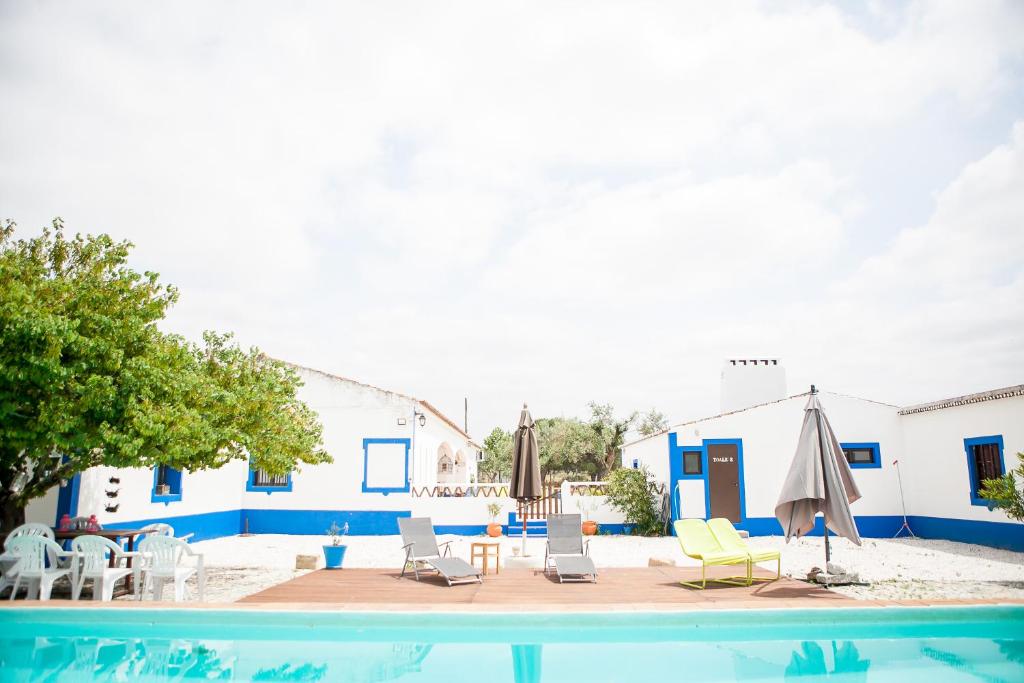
[{"left": 323, "top": 544, "right": 347, "bottom": 569}]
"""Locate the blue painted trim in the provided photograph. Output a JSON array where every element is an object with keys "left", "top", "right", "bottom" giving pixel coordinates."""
[
  {"left": 667, "top": 433, "right": 709, "bottom": 533},
  {"left": 246, "top": 468, "right": 293, "bottom": 494},
  {"left": 840, "top": 442, "right": 882, "bottom": 469},
  {"left": 703, "top": 438, "right": 746, "bottom": 522},
  {"left": 964, "top": 435, "right": 1006, "bottom": 506},
  {"left": 110, "top": 509, "right": 1024, "bottom": 551},
  {"left": 361, "top": 438, "right": 411, "bottom": 494},
  {"left": 242, "top": 509, "right": 411, "bottom": 535},
  {"left": 434, "top": 524, "right": 489, "bottom": 535},
  {"left": 150, "top": 465, "right": 182, "bottom": 504},
  {"left": 55, "top": 472, "right": 81, "bottom": 525},
  {"left": 908, "top": 515, "right": 1024, "bottom": 552},
  {"left": 116, "top": 509, "right": 242, "bottom": 543}
]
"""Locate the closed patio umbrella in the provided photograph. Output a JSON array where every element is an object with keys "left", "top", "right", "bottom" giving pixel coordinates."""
[
  {"left": 775, "top": 386, "right": 862, "bottom": 564},
  {"left": 509, "top": 404, "right": 542, "bottom": 557}
]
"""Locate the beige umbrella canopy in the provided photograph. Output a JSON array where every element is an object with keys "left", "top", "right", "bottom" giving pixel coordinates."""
[
  {"left": 510, "top": 404, "right": 542, "bottom": 555},
  {"left": 775, "top": 387, "right": 862, "bottom": 562}
]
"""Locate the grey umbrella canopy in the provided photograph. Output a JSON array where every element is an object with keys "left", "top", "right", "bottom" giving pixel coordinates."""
[
  {"left": 775, "top": 388, "right": 862, "bottom": 561},
  {"left": 510, "top": 404, "right": 542, "bottom": 555}
]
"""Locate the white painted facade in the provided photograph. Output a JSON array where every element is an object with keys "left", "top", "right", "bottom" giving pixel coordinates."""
[
  {"left": 622, "top": 385, "right": 1024, "bottom": 549},
  {"left": 31, "top": 363, "right": 488, "bottom": 537}
]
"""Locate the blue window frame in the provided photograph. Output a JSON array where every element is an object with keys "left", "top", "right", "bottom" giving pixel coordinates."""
[
  {"left": 840, "top": 442, "right": 882, "bottom": 469},
  {"left": 151, "top": 465, "right": 182, "bottom": 504},
  {"left": 362, "top": 438, "right": 411, "bottom": 495},
  {"left": 964, "top": 435, "right": 1005, "bottom": 507},
  {"left": 246, "top": 467, "right": 293, "bottom": 494}
]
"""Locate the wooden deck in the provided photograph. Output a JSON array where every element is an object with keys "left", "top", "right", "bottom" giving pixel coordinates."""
[{"left": 239, "top": 567, "right": 853, "bottom": 610}]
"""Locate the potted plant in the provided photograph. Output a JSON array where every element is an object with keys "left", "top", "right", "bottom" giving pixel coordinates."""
[
  {"left": 323, "top": 521, "right": 349, "bottom": 569},
  {"left": 577, "top": 499, "right": 599, "bottom": 536},
  {"left": 486, "top": 503, "right": 503, "bottom": 537}
]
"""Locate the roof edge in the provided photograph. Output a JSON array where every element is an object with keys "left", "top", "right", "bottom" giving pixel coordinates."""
[
  {"left": 898, "top": 384, "right": 1024, "bottom": 415},
  {"left": 280, "top": 360, "right": 478, "bottom": 445}
]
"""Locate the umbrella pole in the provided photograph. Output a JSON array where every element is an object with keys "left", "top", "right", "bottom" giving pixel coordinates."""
[{"left": 812, "top": 388, "right": 832, "bottom": 568}]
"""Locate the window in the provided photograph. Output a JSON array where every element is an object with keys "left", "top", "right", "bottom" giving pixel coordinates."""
[
  {"left": 840, "top": 442, "right": 881, "bottom": 469},
  {"left": 362, "top": 438, "right": 411, "bottom": 494},
  {"left": 683, "top": 451, "right": 702, "bottom": 475},
  {"left": 151, "top": 465, "right": 182, "bottom": 503},
  {"left": 964, "top": 435, "right": 1005, "bottom": 506},
  {"left": 247, "top": 467, "right": 292, "bottom": 493},
  {"left": 438, "top": 456, "right": 453, "bottom": 474}
]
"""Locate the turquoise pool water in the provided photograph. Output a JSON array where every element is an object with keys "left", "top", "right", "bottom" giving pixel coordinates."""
[{"left": 0, "top": 606, "right": 1021, "bottom": 682}]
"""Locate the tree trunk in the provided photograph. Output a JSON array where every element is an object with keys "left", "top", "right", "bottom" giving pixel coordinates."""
[{"left": 1, "top": 495, "right": 27, "bottom": 534}]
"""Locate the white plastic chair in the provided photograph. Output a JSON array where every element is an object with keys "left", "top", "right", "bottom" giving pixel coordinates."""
[
  {"left": 1, "top": 523, "right": 59, "bottom": 597},
  {"left": 4, "top": 535, "right": 73, "bottom": 600},
  {"left": 138, "top": 535, "right": 204, "bottom": 602},
  {"left": 70, "top": 535, "right": 139, "bottom": 601},
  {"left": 141, "top": 523, "right": 194, "bottom": 542},
  {"left": 6, "top": 522, "right": 55, "bottom": 541}
]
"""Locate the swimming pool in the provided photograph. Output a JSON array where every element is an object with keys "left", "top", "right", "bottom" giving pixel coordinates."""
[{"left": 0, "top": 606, "right": 1021, "bottom": 681}]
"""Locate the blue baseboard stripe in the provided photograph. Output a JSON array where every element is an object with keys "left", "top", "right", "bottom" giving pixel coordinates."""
[
  {"left": 115, "top": 509, "right": 243, "bottom": 543},
  {"left": 242, "top": 509, "right": 411, "bottom": 536},
  {"left": 112, "top": 509, "right": 1024, "bottom": 552}
]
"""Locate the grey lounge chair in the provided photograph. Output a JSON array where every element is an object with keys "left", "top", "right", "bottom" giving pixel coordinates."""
[
  {"left": 398, "top": 517, "right": 482, "bottom": 586},
  {"left": 544, "top": 513, "right": 597, "bottom": 583}
]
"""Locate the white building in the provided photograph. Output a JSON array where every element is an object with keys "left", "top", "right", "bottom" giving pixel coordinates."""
[
  {"left": 622, "top": 361, "right": 1024, "bottom": 551},
  {"left": 28, "top": 363, "right": 493, "bottom": 540}
]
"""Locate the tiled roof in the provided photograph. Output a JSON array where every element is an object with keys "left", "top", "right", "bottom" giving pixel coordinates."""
[
  {"left": 280, "top": 360, "right": 479, "bottom": 447},
  {"left": 898, "top": 384, "right": 1024, "bottom": 415}
]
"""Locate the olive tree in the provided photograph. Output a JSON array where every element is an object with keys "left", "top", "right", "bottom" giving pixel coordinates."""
[{"left": 0, "top": 219, "right": 329, "bottom": 528}]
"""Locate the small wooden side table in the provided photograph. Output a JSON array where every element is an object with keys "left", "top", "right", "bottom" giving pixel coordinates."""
[{"left": 470, "top": 541, "right": 501, "bottom": 575}]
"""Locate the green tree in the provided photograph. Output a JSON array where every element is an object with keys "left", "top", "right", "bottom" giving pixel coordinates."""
[
  {"left": 537, "top": 417, "right": 602, "bottom": 480},
  {"left": 587, "top": 402, "right": 637, "bottom": 478},
  {"left": 636, "top": 408, "right": 669, "bottom": 437},
  {"left": 605, "top": 466, "right": 662, "bottom": 535},
  {"left": 980, "top": 452, "right": 1024, "bottom": 522},
  {"left": 479, "top": 427, "right": 513, "bottom": 482},
  {"left": 0, "top": 219, "right": 330, "bottom": 528}
]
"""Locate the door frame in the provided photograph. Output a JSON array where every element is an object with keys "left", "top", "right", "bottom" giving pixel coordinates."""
[{"left": 668, "top": 435, "right": 747, "bottom": 529}]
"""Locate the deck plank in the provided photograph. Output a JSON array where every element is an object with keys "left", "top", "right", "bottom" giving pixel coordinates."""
[{"left": 239, "top": 567, "right": 851, "bottom": 608}]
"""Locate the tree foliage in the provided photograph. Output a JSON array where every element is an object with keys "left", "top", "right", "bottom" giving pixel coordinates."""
[
  {"left": 605, "top": 466, "right": 662, "bottom": 535},
  {"left": 479, "top": 427, "right": 513, "bottom": 482},
  {"left": 980, "top": 452, "right": 1024, "bottom": 522},
  {"left": 0, "top": 219, "right": 329, "bottom": 526},
  {"left": 587, "top": 402, "right": 636, "bottom": 477},
  {"left": 636, "top": 408, "right": 669, "bottom": 437},
  {"left": 536, "top": 417, "right": 603, "bottom": 479}
]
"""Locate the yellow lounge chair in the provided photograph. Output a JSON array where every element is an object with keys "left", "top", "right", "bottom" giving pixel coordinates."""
[
  {"left": 707, "top": 517, "right": 781, "bottom": 583},
  {"left": 673, "top": 519, "right": 751, "bottom": 589}
]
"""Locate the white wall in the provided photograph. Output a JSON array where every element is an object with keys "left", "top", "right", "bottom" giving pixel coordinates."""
[
  {"left": 624, "top": 392, "right": 905, "bottom": 522},
  {"left": 900, "top": 394, "right": 1024, "bottom": 523}
]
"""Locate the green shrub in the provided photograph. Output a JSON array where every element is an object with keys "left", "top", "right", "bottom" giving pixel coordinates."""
[
  {"left": 605, "top": 467, "right": 662, "bottom": 536},
  {"left": 980, "top": 452, "right": 1024, "bottom": 521}
]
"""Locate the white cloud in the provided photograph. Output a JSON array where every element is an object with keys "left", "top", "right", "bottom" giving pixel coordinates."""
[{"left": 1, "top": 1, "right": 1022, "bottom": 435}]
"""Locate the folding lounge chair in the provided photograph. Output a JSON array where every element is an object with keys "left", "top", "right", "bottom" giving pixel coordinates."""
[
  {"left": 398, "top": 518, "right": 482, "bottom": 586},
  {"left": 707, "top": 517, "right": 781, "bottom": 583},
  {"left": 544, "top": 513, "right": 597, "bottom": 583},
  {"left": 673, "top": 519, "right": 751, "bottom": 589}
]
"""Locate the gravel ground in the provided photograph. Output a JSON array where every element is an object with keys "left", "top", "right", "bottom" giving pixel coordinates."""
[{"left": 178, "top": 533, "right": 1024, "bottom": 603}]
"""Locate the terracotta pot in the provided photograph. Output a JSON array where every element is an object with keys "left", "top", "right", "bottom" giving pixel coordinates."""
[
  {"left": 581, "top": 520, "right": 598, "bottom": 536},
  {"left": 486, "top": 522, "right": 503, "bottom": 537}
]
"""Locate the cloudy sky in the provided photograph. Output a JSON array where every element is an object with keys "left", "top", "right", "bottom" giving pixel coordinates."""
[{"left": 2, "top": 1, "right": 1023, "bottom": 438}]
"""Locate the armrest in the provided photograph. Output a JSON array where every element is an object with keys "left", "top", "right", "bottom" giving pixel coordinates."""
[{"left": 177, "top": 533, "right": 195, "bottom": 542}]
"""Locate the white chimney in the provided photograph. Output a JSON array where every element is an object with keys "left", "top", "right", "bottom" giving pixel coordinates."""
[{"left": 720, "top": 359, "right": 787, "bottom": 413}]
